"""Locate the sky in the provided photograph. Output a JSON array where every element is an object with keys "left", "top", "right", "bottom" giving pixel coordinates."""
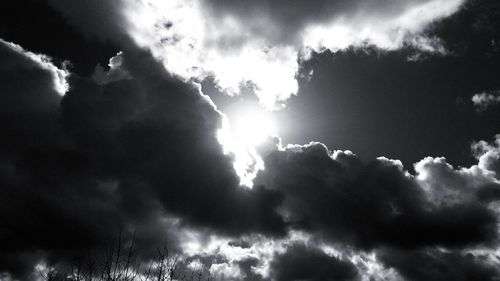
[{"left": 1, "top": 0, "right": 500, "bottom": 280}]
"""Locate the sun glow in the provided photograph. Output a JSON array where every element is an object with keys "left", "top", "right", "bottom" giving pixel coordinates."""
[
  {"left": 231, "top": 110, "right": 277, "bottom": 146},
  {"left": 217, "top": 106, "right": 277, "bottom": 187}
]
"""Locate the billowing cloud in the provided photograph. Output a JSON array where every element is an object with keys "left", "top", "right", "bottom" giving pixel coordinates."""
[
  {"left": 472, "top": 91, "right": 500, "bottom": 111},
  {"left": 255, "top": 142, "right": 498, "bottom": 250},
  {"left": 472, "top": 135, "right": 500, "bottom": 179}
]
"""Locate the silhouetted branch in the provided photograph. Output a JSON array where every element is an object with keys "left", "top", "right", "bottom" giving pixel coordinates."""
[{"left": 38, "top": 232, "right": 214, "bottom": 281}]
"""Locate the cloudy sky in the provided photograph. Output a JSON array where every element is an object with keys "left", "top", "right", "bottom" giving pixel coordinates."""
[{"left": 1, "top": 0, "right": 500, "bottom": 280}]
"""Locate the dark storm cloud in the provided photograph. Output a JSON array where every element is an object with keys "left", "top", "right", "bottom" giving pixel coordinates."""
[
  {"left": 0, "top": 39, "right": 110, "bottom": 277},
  {"left": 0, "top": 39, "right": 285, "bottom": 279},
  {"left": 255, "top": 142, "right": 498, "bottom": 250},
  {"left": 380, "top": 248, "right": 500, "bottom": 281},
  {"left": 270, "top": 243, "right": 359, "bottom": 281}
]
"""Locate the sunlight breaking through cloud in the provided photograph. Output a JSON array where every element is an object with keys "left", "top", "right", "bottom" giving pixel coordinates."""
[{"left": 115, "top": 0, "right": 466, "bottom": 186}]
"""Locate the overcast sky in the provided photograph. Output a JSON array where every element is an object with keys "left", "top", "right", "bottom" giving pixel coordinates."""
[{"left": 1, "top": 0, "right": 500, "bottom": 280}]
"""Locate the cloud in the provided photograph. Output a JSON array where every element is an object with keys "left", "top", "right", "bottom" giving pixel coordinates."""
[
  {"left": 472, "top": 91, "right": 500, "bottom": 111},
  {"left": 2, "top": 35, "right": 500, "bottom": 279},
  {"left": 2, "top": 1, "right": 500, "bottom": 279},
  {"left": 47, "top": 0, "right": 465, "bottom": 109},
  {"left": 0, "top": 38, "right": 72, "bottom": 278},
  {"left": 0, "top": 39, "right": 286, "bottom": 279},
  {"left": 269, "top": 243, "right": 359, "bottom": 281},
  {"left": 380, "top": 248, "right": 500, "bottom": 281},
  {"left": 414, "top": 156, "right": 496, "bottom": 205},
  {"left": 201, "top": 0, "right": 463, "bottom": 51},
  {"left": 472, "top": 135, "right": 500, "bottom": 179},
  {"left": 0, "top": 39, "right": 68, "bottom": 96},
  {"left": 255, "top": 142, "right": 498, "bottom": 250},
  {"left": 91, "top": 52, "right": 131, "bottom": 84}
]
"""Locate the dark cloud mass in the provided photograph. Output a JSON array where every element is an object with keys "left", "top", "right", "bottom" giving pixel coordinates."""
[
  {"left": 0, "top": 39, "right": 284, "bottom": 279},
  {"left": 256, "top": 143, "right": 497, "bottom": 250},
  {"left": 1, "top": 0, "right": 500, "bottom": 280},
  {"left": 270, "top": 243, "right": 359, "bottom": 281}
]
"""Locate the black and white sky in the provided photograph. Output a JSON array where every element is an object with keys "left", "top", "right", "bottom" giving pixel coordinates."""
[{"left": 1, "top": 0, "right": 500, "bottom": 280}]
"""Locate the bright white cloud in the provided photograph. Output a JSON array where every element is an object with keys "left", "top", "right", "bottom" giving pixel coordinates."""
[
  {"left": 411, "top": 135, "right": 500, "bottom": 208},
  {"left": 472, "top": 91, "right": 500, "bottom": 111},
  {"left": 119, "top": 0, "right": 464, "bottom": 109},
  {"left": 415, "top": 156, "right": 496, "bottom": 205},
  {"left": 123, "top": 0, "right": 298, "bottom": 110},
  {"left": 350, "top": 253, "right": 403, "bottom": 281}
]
